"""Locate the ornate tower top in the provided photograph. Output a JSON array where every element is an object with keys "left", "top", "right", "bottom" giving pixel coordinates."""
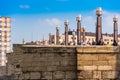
[
  {"left": 56, "top": 25, "right": 59, "bottom": 30},
  {"left": 49, "top": 32, "right": 52, "bottom": 36},
  {"left": 113, "top": 15, "right": 118, "bottom": 22},
  {"left": 64, "top": 20, "right": 69, "bottom": 25},
  {"left": 76, "top": 14, "right": 81, "bottom": 21},
  {"left": 82, "top": 27, "right": 86, "bottom": 32},
  {"left": 96, "top": 7, "right": 102, "bottom": 16}
]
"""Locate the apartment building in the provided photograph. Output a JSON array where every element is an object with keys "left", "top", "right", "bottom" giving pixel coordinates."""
[{"left": 0, "top": 16, "right": 11, "bottom": 66}]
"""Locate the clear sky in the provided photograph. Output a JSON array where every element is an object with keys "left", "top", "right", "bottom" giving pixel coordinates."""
[{"left": 0, "top": 0, "right": 120, "bottom": 44}]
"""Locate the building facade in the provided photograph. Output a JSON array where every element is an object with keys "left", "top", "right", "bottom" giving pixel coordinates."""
[
  {"left": 51, "top": 28, "right": 120, "bottom": 45},
  {"left": 0, "top": 17, "right": 11, "bottom": 66}
]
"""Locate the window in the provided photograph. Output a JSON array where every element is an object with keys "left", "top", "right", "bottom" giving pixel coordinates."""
[
  {"left": 4, "top": 40, "right": 7, "bottom": 42},
  {"left": 3, "top": 23, "right": 6, "bottom": 26},
  {"left": 4, "top": 26, "right": 7, "bottom": 28},
  {"left": 4, "top": 28, "right": 7, "bottom": 31},
  {"left": 4, "top": 45, "right": 7, "bottom": 48},
  {"left": 4, "top": 31, "right": 7, "bottom": 33},
  {"left": 104, "top": 39, "right": 109, "bottom": 41},
  {"left": 0, "top": 26, "right": 1, "bottom": 28},
  {"left": 16, "top": 64, "right": 20, "bottom": 68},
  {"left": 4, "top": 42, "right": 7, "bottom": 45},
  {"left": 4, "top": 50, "right": 7, "bottom": 53},
  {"left": 4, "top": 35, "right": 7, "bottom": 38},
  {"left": 88, "top": 38, "right": 91, "bottom": 41}
]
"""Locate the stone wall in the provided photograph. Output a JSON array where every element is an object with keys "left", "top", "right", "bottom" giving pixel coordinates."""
[
  {"left": 77, "top": 46, "right": 120, "bottom": 80},
  {"left": 7, "top": 44, "right": 77, "bottom": 80},
  {"left": 6, "top": 44, "right": 120, "bottom": 80}
]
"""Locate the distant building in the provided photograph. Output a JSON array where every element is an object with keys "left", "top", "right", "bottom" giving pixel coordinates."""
[
  {"left": 0, "top": 17, "right": 11, "bottom": 66},
  {"left": 51, "top": 27, "right": 120, "bottom": 45}
]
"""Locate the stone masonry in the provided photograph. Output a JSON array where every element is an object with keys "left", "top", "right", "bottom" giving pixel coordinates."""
[
  {"left": 6, "top": 44, "right": 120, "bottom": 80},
  {"left": 7, "top": 44, "right": 77, "bottom": 80},
  {"left": 77, "top": 46, "right": 120, "bottom": 80}
]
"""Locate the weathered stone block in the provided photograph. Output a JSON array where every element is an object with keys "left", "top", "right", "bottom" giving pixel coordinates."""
[
  {"left": 66, "top": 71, "right": 76, "bottom": 79},
  {"left": 77, "top": 71, "right": 93, "bottom": 79},
  {"left": 93, "top": 71, "right": 101, "bottom": 79},
  {"left": 39, "top": 61, "right": 47, "bottom": 66},
  {"left": 41, "top": 72, "right": 52, "bottom": 79},
  {"left": 77, "top": 54, "right": 98, "bottom": 60},
  {"left": 68, "top": 60, "right": 76, "bottom": 66},
  {"left": 108, "top": 60, "right": 116, "bottom": 65},
  {"left": 102, "top": 71, "right": 118, "bottom": 79},
  {"left": 96, "top": 47, "right": 115, "bottom": 52},
  {"left": 115, "top": 66, "right": 120, "bottom": 70},
  {"left": 98, "top": 54, "right": 116, "bottom": 60},
  {"left": 23, "top": 66, "right": 47, "bottom": 71},
  {"left": 77, "top": 66, "right": 84, "bottom": 70},
  {"left": 82, "top": 47, "right": 97, "bottom": 53},
  {"left": 77, "top": 61, "right": 92, "bottom": 66},
  {"left": 46, "top": 61, "right": 60, "bottom": 66},
  {"left": 61, "top": 60, "right": 69, "bottom": 66},
  {"left": 23, "top": 56, "right": 33, "bottom": 62},
  {"left": 93, "top": 61, "right": 108, "bottom": 66},
  {"left": 24, "top": 73, "right": 30, "bottom": 79},
  {"left": 47, "top": 66, "right": 57, "bottom": 71},
  {"left": 57, "top": 66, "right": 76, "bottom": 71},
  {"left": 53, "top": 71, "right": 65, "bottom": 79},
  {"left": 98, "top": 66, "right": 112, "bottom": 70},
  {"left": 83, "top": 66, "right": 97, "bottom": 70},
  {"left": 30, "top": 72, "right": 41, "bottom": 79},
  {"left": 22, "top": 62, "right": 31, "bottom": 67}
]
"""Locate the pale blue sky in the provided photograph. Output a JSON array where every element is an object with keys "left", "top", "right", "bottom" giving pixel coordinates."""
[{"left": 0, "top": 0, "right": 120, "bottom": 44}]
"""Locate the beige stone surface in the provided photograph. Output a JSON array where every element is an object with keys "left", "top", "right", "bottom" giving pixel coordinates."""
[
  {"left": 98, "top": 54, "right": 116, "bottom": 60},
  {"left": 41, "top": 72, "right": 52, "bottom": 79},
  {"left": 30, "top": 72, "right": 41, "bottom": 79},
  {"left": 77, "top": 71, "right": 93, "bottom": 79},
  {"left": 77, "top": 61, "right": 92, "bottom": 65},
  {"left": 77, "top": 66, "right": 84, "bottom": 70},
  {"left": 53, "top": 71, "right": 65, "bottom": 79},
  {"left": 66, "top": 71, "right": 76, "bottom": 79},
  {"left": 83, "top": 66, "right": 97, "bottom": 70},
  {"left": 6, "top": 44, "right": 120, "bottom": 80},
  {"left": 77, "top": 54, "right": 98, "bottom": 60},
  {"left": 24, "top": 73, "right": 30, "bottom": 79},
  {"left": 93, "top": 71, "right": 101, "bottom": 79},
  {"left": 98, "top": 66, "right": 112, "bottom": 70},
  {"left": 93, "top": 61, "right": 108, "bottom": 66},
  {"left": 102, "top": 71, "right": 118, "bottom": 79}
]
